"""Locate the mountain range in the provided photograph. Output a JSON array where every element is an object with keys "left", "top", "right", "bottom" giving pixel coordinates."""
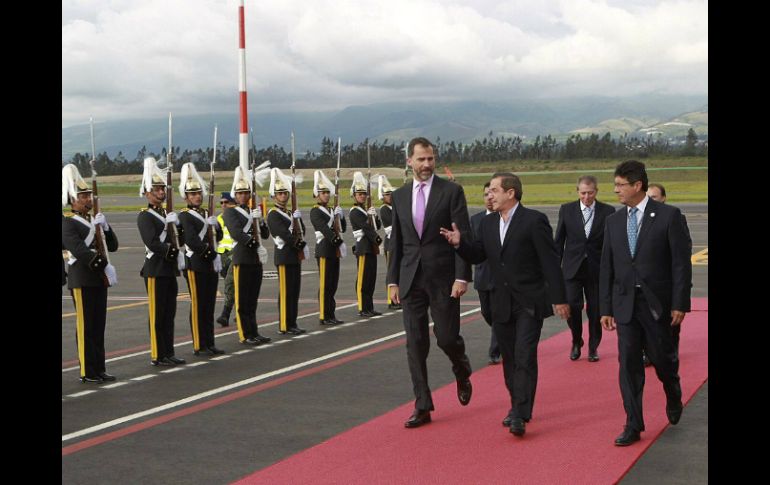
[{"left": 61, "top": 94, "right": 708, "bottom": 160}]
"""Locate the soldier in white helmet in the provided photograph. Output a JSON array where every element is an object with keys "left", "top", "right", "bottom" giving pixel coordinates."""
[
  {"left": 137, "top": 157, "right": 186, "bottom": 367},
  {"left": 62, "top": 164, "right": 119, "bottom": 382},
  {"left": 378, "top": 174, "right": 401, "bottom": 310},
  {"left": 178, "top": 162, "right": 225, "bottom": 356},
  {"left": 309, "top": 170, "right": 346, "bottom": 325},
  {"left": 349, "top": 171, "right": 382, "bottom": 317}
]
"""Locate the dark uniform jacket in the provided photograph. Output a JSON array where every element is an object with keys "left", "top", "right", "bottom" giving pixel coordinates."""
[
  {"left": 222, "top": 204, "right": 270, "bottom": 266},
  {"left": 62, "top": 211, "right": 119, "bottom": 289},
  {"left": 179, "top": 206, "right": 223, "bottom": 272},
  {"left": 137, "top": 205, "right": 180, "bottom": 278},
  {"left": 554, "top": 199, "right": 616, "bottom": 280},
  {"left": 267, "top": 205, "right": 306, "bottom": 266},
  {"left": 380, "top": 203, "right": 393, "bottom": 252},
  {"left": 349, "top": 204, "right": 382, "bottom": 255},
  {"left": 310, "top": 204, "right": 346, "bottom": 259}
]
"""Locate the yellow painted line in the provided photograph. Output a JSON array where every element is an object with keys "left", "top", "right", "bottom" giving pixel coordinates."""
[
  {"left": 62, "top": 293, "right": 192, "bottom": 318},
  {"left": 691, "top": 247, "right": 708, "bottom": 266}
]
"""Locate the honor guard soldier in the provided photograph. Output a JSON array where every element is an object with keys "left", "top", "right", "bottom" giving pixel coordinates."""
[
  {"left": 349, "top": 171, "right": 382, "bottom": 317},
  {"left": 137, "top": 157, "right": 186, "bottom": 366},
  {"left": 62, "top": 164, "right": 119, "bottom": 383},
  {"left": 310, "top": 170, "right": 347, "bottom": 325},
  {"left": 378, "top": 174, "right": 401, "bottom": 310},
  {"left": 266, "top": 167, "right": 308, "bottom": 335},
  {"left": 178, "top": 163, "right": 225, "bottom": 356},
  {"left": 216, "top": 192, "right": 237, "bottom": 327},
  {"left": 222, "top": 166, "right": 272, "bottom": 345}
]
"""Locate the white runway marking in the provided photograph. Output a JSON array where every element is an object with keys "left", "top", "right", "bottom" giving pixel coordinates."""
[
  {"left": 102, "top": 382, "right": 129, "bottom": 389},
  {"left": 210, "top": 355, "right": 231, "bottom": 361},
  {"left": 68, "top": 390, "right": 97, "bottom": 398},
  {"left": 131, "top": 374, "right": 157, "bottom": 381},
  {"left": 161, "top": 367, "right": 185, "bottom": 373}
]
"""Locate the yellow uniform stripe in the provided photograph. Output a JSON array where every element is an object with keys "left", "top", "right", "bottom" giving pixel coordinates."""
[
  {"left": 234, "top": 265, "right": 245, "bottom": 341},
  {"left": 188, "top": 270, "right": 200, "bottom": 351},
  {"left": 279, "top": 265, "right": 287, "bottom": 331},
  {"left": 73, "top": 288, "right": 86, "bottom": 377},
  {"left": 148, "top": 277, "right": 158, "bottom": 361},
  {"left": 319, "top": 257, "right": 326, "bottom": 320},
  {"left": 357, "top": 255, "right": 365, "bottom": 311}
]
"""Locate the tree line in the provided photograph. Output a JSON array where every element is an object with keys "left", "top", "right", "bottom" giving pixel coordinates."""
[{"left": 64, "top": 129, "right": 707, "bottom": 176}]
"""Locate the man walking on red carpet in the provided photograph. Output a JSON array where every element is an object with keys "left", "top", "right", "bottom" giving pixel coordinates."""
[{"left": 600, "top": 160, "right": 692, "bottom": 446}]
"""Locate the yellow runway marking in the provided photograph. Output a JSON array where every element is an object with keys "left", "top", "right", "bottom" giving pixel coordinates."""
[{"left": 691, "top": 247, "right": 708, "bottom": 266}]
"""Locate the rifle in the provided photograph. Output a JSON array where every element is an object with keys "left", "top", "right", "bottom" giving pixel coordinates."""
[
  {"left": 290, "top": 132, "right": 307, "bottom": 259},
  {"left": 166, "top": 113, "right": 181, "bottom": 252},
  {"left": 88, "top": 117, "right": 110, "bottom": 284},
  {"left": 207, "top": 125, "right": 218, "bottom": 252},
  {"left": 332, "top": 137, "right": 342, "bottom": 256},
  {"left": 250, "top": 159, "right": 263, "bottom": 248},
  {"left": 366, "top": 142, "right": 380, "bottom": 255}
]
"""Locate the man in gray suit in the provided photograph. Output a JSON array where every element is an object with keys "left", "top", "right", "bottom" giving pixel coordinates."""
[{"left": 388, "top": 137, "right": 473, "bottom": 428}]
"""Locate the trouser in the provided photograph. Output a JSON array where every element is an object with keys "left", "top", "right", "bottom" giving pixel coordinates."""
[
  {"left": 494, "top": 298, "right": 543, "bottom": 421},
  {"left": 219, "top": 250, "right": 235, "bottom": 311},
  {"left": 478, "top": 289, "right": 499, "bottom": 359},
  {"left": 317, "top": 256, "right": 340, "bottom": 321},
  {"left": 617, "top": 289, "right": 682, "bottom": 432},
  {"left": 355, "top": 254, "right": 377, "bottom": 312},
  {"left": 144, "top": 276, "right": 178, "bottom": 361},
  {"left": 402, "top": 265, "right": 471, "bottom": 411},
  {"left": 184, "top": 269, "right": 218, "bottom": 351},
  {"left": 278, "top": 264, "right": 301, "bottom": 332},
  {"left": 71, "top": 286, "right": 108, "bottom": 378},
  {"left": 565, "top": 259, "right": 602, "bottom": 352},
  {"left": 233, "top": 264, "right": 263, "bottom": 341}
]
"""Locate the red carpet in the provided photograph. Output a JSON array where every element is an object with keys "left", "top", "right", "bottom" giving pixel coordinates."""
[{"left": 235, "top": 298, "right": 708, "bottom": 485}]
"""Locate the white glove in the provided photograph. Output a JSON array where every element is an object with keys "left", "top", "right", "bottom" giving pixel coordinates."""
[
  {"left": 292, "top": 209, "right": 302, "bottom": 219},
  {"left": 165, "top": 212, "right": 179, "bottom": 225},
  {"left": 334, "top": 206, "right": 343, "bottom": 217},
  {"left": 367, "top": 207, "right": 377, "bottom": 216},
  {"left": 384, "top": 226, "right": 392, "bottom": 238},
  {"left": 213, "top": 254, "right": 222, "bottom": 273},
  {"left": 177, "top": 251, "right": 186, "bottom": 271},
  {"left": 251, "top": 207, "right": 263, "bottom": 219},
  {"left": 93, "top": 212, "right": 109, "bottom": 231},
  {"left": 207, "top": 216, "right": 217, "bottom": 226},
  {"left": 257, "top": 245, "right": 268, "bottom": 264},
  {"left": 104, "top": 263, "right": 118, "bottom": 286},
  {"left": 339, "top": 242, "right": 347, "bottom": 259}
]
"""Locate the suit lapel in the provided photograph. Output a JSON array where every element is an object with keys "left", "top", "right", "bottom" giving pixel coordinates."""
[
  {"left": 500, "top": 204, "right": 524, "bottom": 253},
  {"left": 488, "top": 211, "right": 502, "bottom": 253},
  {"left": 634, "top": 200, "right": 658, "bottom": 255},
  {"left": 399, "top": 182, "right": 419, "bottom": 240},
  {"left": 575, "top": 202, "right": 588, "bottom": 241},
  {"left": 420, "top": 177, "right": 445, "bottom": 241}
]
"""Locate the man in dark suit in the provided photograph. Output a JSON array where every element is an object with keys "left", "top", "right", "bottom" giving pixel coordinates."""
[
  {"left": 554, "top": 175, "right": 615, "bottom": 362},
  {"left": 441, "top": 172, "right": 570, "bottom": 438},
  {"left": 600, "top": 160, "right": 692, "bottom": 447},
  {"left": 470, "top": 181, "right": 500, "bottom": 365},
  {"left": 387, "top": 137, "right": 473, "bottom": 429}
]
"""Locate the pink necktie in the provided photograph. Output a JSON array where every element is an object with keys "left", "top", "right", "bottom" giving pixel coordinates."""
[{"left": 414, "top": 183, "right": 425, "bottom": 238}]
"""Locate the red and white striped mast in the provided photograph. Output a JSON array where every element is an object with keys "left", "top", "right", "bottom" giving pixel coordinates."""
[{"left": 238, "top": 0, "right": 249, "bottom": 173}]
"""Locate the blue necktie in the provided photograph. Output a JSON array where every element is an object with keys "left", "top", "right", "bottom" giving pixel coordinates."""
[{"left": 627, "top": 207, "right": 639, "bottom": 258}]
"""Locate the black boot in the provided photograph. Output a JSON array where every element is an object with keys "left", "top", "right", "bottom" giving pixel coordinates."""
[{"left": 217, "top": 305, "right": 232, "bottom": 327}]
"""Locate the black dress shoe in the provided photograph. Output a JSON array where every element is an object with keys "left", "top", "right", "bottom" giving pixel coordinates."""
[
  {"left": 614, "top": 426, "right": 641, "bottom": 446},
  {"left": 243, "top": 337, "right": 261, "bottom": 345},
  {"left": 358, "top": 311, "right": 372, "bottom": 317},
  {"left": 457, "top": 378, "right": 472, "bottom": 406},
  {"left": 287, "top": 327, "right": 306, "bottom": 335},
  {"left": 329, "top": 317, "right": 344, "bottom": 324},
  {"left": 388, "top": 303, "right": 402, "bottom": 310},
  {"left": 509, "top": 418, "right": 526, "bottom": 436},
  {"left": 666, "top": 400, "right": 683, "bottom": 425},
  {"left": 151, "top": 357, "right": 176, "bottom": 366},
  {"left": 255, "top": 334, "right": 272, "bottom": 344},
  {"left": 404, "top": 409, "right": 432, "bottom": 428},
  {"left": 216, "top": 315, "right": 230, "bottom": 327},
  {"left": 488, "top": 354, "right": 501, "bottom": 365},
  {"left": 570, "top": 340, "right": 583, "bottom": 361},
  {"left": 81, "top": 375, "right": 103, "bottom": 383},
  {"left": 587, "top": 350, "right": 599, "bottom": 362},
  {"left": 207, "top": 346, "right": 225, "bottom": 355},
  {"left": 369, "top": 310, "right": 382, "bottom": 316},
  {"left": 503, "top": 414, "right": 530, "bottom": 427},
  {"left": 98, "top": 372, "right": 116, "bottom": 381},
  {"left": 167, "top": 356, "right": 186, "bottom": 365},
  {"left": 319, "top": 319, "right": 331, "bottom": 325}
]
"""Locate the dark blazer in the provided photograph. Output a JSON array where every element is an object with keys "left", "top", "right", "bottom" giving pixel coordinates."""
[
  {"left": 554, "top": 200, "right": 616, "bottom": 279},
  {"left": 179, "top": 207, "right": 223, "bottom": 273},
  {"left": 310, "top": 204, "right": 346, "bottom": 259},
  {"left": 599, "top": 199, "right": 692, "bottom": 324},
  {"left": 62, "top": 212, "right": 119, "bottom": 289},
  {"left": 380, "top": 204, "right": 393, "bottom": 252},
  {"left": 470, "top": 210, "right": 492, "bottom": 291},
  {"left": 457, "top": 205, "right": 566, "bottom": 322},
  {"left": 138, "top": 206, "right": 180, "bottom": 278},
  {"left": 222, "top": 204, "right": 270, "bottom": 266},
  {"left": 349, "top": 205, "right": 381, "bottom": 255},
  {"left": 387, "top": 176, "right": 472, "bottom": 298},
  {"left": 267, "top": 206, "right": 306, "bottom": 266}
]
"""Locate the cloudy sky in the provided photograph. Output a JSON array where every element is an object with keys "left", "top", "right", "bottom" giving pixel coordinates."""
[{"left": 62, "top": 0, "right": 707, "bottom": 128}]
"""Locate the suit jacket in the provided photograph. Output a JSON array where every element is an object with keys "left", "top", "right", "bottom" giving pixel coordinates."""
[
  {"left": 310, "top": 204, "right": 346, "bottom": 259},
  {"left": 222, "top": 204, "right": 270, "bottom": 266},
  {"left": 457, "top": 205, "right": 567, "bottom": 322},
  {"left": 380, "top": 204, "right": 393, "bottom": 252},
  {"left": 470, "top": 210, "right": 492, "bottom": 291},
  {"left": 62, "top": 211, "right": 119, "bottom": 289},
  {"left": 387, "top": 176, "right": 472, "bottom": 298},
  {"left": 137, "top": 206, "right": 179, "bottom": 278},
  {"left": 267, "top": 206, "right": 306, "bottom": 266},
  {"left": 179, "top": 206, "right": 223, "bottom": 273},
  {"left": 599, "top": 199, "right": 692, "bottom": 324},
  {"left": 349, "top": 204, "right": 381, "bottom": 255},
  {"left": 554, "top": 199, "right": 616, "bottom": 280}
]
